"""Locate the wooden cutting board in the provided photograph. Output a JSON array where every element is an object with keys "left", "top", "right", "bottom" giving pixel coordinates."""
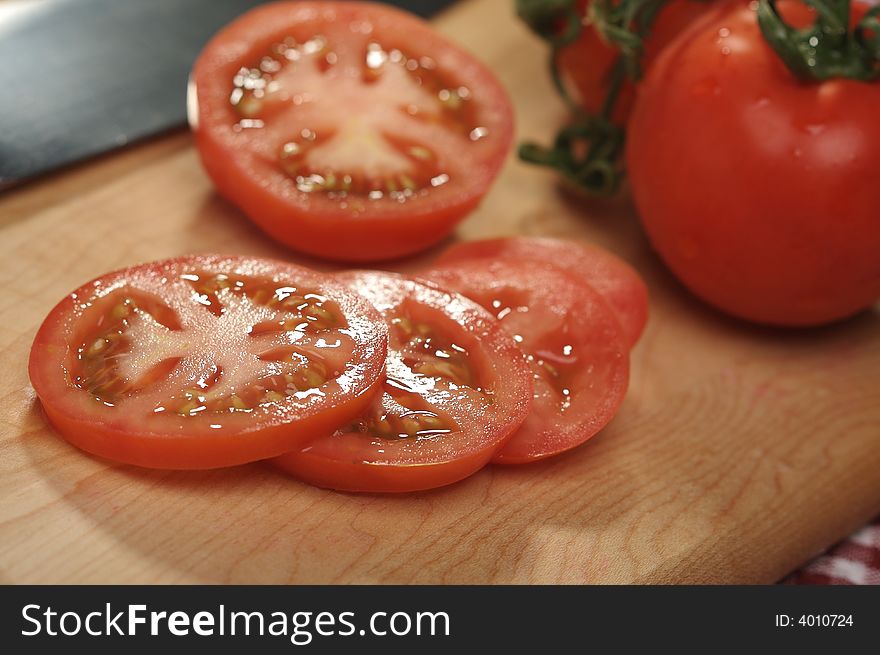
[{"left": 1, "top": 0, "right": 878, "bottom": 584}]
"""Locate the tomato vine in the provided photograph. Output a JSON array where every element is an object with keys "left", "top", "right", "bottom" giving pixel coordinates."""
[
  {"left": 758, "top": 0, "right": 880, "bottom": 81},
  {"left": 516, "top": 0, "right": 668, "bottom": 195}
]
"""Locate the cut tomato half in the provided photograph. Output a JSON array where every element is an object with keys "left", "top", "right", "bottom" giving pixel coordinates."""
[
  {"left": 272, "top": 271, "right": 533, "bottom": 492},
  {"left": 28, "top": 256, "right": 387, "bottom": 469},
  {"left": 423, "top": 258, "right": 629, "bottom": 464},
  {"left": 433, "top": 237, "right": 649, "bottom": 347},
  {"left": 191, "top": 1, "right": 514, "bottom": 261}
]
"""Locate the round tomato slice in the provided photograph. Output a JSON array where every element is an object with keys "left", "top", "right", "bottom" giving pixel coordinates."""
[
  {"left": 433, "top": 237, "right": 648, "bottom": 347},
  {"left": 272, "top": 271, "right": 533, "bottom": 492},
  {"left": 423, "top": 259, "right": 629, "bottom": 464},
  {"left": 191, "top": 1, "right": 514, "bottom": 262},
  {"left": 28, "top": 256, "right": 387, "bottom": 469}
]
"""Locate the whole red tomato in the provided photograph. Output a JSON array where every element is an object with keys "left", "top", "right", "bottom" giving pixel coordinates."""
[
  {"left": 557, "top": 0, "right": 716, "bottom": 122},
  {"left": 626, "top": 0, "right": 880, "bottom": 326}
]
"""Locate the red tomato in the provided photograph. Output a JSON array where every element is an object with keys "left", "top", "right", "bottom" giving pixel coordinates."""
[
  {"left": 626, "top": 1, "right": 880, "bottom": 325},
  {"left": 28, "top": 256, "right": 387, "bottom": 469},
  {"left": 557, "top": 0, "right": 714, "bottom": 123},
  {"left": 191, "top": 1, "right": 514, "bottom": 262},
  {"left": 433, "top": 236, "right": 648, "bottom": 346},
  {"left": 424, "top": 258, "right": 629, "bottom": 464},
  {"left": 273, "top": 271, "right": 533, "bottom": 492}
]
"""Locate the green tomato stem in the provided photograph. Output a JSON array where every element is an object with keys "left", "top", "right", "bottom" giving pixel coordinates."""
[
  {"left": 757, "top": 0, "right": 880, "bottom": 81},
  {"left": 516, "top": 0, "right": 671, "bottom": 196}
]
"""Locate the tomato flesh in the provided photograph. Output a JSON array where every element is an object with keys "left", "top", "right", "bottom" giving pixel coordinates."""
[
  {"left": 273, "top": 271, "right": 533, "bottom": 492},
  {"left": 434, "top": 237, "right": 648, "bottom": 347},
  {"left": 192, "top": 1, "right": 514, "bottom": 261},
  {"left": 29, "top": 256, "right": 387, "bottom": 469},
  {"left": 230, "top": 35, "right": 477, "bottom": 199},
  {"left": 424, "top": 259, "right": 630, "bottom": 464}
]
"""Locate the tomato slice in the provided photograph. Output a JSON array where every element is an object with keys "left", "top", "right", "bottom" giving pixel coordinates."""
[
  {"left": 272, "top": 271, "right": 533, "bottom": 492},
  {"left": 423, "top": 258, "right": 629, "bottom": 464},
  {"left": 28, "top": 256, "right": 387, "bottom": 469},
  {"left": 191, "top": 1, "right": 514, "bottom": 262},
  {"left": 433, "top": 237, "right": 649, "bottom": 347}
]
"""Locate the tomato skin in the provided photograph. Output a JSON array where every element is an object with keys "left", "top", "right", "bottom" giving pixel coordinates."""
[
  {"left": 276, "top": 448, "right": 491, "bottom": 493},
  {"left": 626, "top": 1, "right": 880, "bottom": 326},
  {"left": 556, "top": 0, "right": 715, "bottom": 123},
  {"left": 423, "top": 258, "right": 629, "bottom": 464},
  {"left": 191, "top": 1, "right": 514, "bottom": 262},
  {"left": 29, "top": 256, "right": 388, "bottom": 469},
  {"left": 433, "top": 237, "right": 648, "bottom": 346},
  {"left": 273, "top": 271, "right": 533, "bottom": 492}
]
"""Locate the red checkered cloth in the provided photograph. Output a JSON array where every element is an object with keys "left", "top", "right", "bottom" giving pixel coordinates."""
[{"left": 784, "top": 517, "right": 880, "bottom": 585}]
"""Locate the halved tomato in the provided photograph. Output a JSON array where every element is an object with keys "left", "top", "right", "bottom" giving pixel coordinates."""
[
  {"left": 190, "top": 1, "right": 514, "bottom": 262},
  {"left": 423, "top": 258, "right": 629, "bottom": 464},
  {"left": 272, "top": 271, "right": 533, "bottom": 492},
  {"left": 28, "top": 255, "right": 387, "bottom": 469},
  {"left": 433, "top": 237, "right": 648, "bottom": 347}
]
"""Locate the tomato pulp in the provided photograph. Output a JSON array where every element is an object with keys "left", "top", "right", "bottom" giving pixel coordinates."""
[
  {"left": 273, "top": 271, "right": 533, "bottom": 491},
  {"left": 424, "top": 258, "right": 629, "bottom": 464},
  {"left": 29, "top": 256, "right": 388, "bottom": 469},
  {"left": 627, "top": 1, "right": 880, "bottom": 325},
  {"left": 191, "top": 1, "right": 514, "bottom": 261}
]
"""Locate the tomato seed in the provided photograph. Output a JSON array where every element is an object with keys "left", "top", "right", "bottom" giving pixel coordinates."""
[
  {"left": 87, "top": 338, "right": 107, "bottom": 357},
  {"left": 230, "top": 395, "right": 249, "bottom": 410},
  {"left": 400, "top": 417, "right": 420, "bottom": 437},
  {"left": 408, "top": 146, "right": 433, "bottom": 161}
]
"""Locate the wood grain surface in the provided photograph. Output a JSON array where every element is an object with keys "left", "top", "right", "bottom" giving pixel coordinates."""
[{"left": 1, "top": 0, "right": 879, "bottom": 584}]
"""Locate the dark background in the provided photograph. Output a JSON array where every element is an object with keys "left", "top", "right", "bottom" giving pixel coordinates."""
[{"left": 3, "top": 585, "right": 878, "bottom": 651}]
